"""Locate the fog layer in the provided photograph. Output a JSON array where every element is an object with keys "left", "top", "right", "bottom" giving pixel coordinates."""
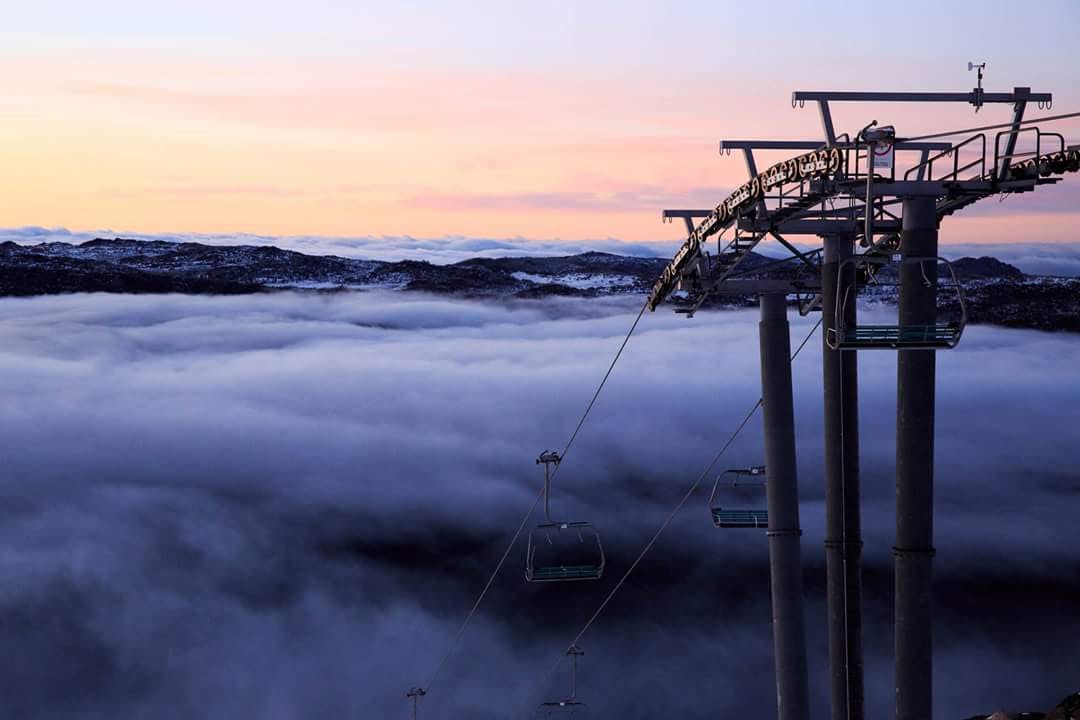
[{"left": 0, "top": 291, "right": 1076, "bottom": 719}]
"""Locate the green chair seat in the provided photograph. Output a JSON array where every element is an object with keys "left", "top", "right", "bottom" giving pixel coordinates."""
[
  {"left": 712, "top": 508, "right": 769, "bottom": 529},
  {"left": 530, "top": 565, "right": 602, "bottom": 581},
  {"left": 839, "top": 323, "right": 960, "bottom": 349}
]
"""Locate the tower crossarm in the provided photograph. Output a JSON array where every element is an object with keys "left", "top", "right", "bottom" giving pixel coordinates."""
[{"left": 649, "top": 88, "right": 1074, "bottom": 315}]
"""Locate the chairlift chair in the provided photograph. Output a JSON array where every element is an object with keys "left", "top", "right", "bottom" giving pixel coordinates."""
[
  {"left": 826, "top": 255, "right": 967, "bottom": 351},
  {"left": 535, "top": 646, "right": 591, "bottom": 718},
  {"left": 405, "top": 687, "right": 426, "bottom": 720},
  {"left": 536, "top": 700, "right": 590, "bottom": 719},
  {"left": 525, "top": 452, "right": 606, "bottom": 583},
  {"left": 708, "top": 465, "right": 769, "bottom": 529}
]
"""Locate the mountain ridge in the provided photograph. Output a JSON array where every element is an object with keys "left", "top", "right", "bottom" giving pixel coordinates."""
[{"left": 1, "top": 238, "right": 1076, "bottom": 332}]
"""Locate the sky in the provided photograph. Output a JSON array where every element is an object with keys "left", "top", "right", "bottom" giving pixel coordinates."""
[
  {"left": 0, "top": 291, "right": 1077, "bottom": 718},
  {"left": 3, "top": 0, "right": 1080, "bottom": 246}
]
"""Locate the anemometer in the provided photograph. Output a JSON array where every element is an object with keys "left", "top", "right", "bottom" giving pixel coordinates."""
[{"left": 969, "top": 61, "right": 986, "bottom": 111}]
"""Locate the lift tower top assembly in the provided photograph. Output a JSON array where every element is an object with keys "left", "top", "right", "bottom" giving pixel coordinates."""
[{"left": 648, "top": 78, "right": 1077, "bottom": 720}]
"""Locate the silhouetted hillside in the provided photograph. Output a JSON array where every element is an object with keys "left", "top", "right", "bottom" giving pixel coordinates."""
[{"left": 1, "top": 238, "right": 1076, "bottom": 332}]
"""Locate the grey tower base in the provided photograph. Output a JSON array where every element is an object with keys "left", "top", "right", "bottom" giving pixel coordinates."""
[
  {"left": 759, "top": 294, "right": 810, "bottom": 720},
  {"left": 895, "top": 197, "right": 938, "bottom": 720},
  {"left": 822, "top": 234, "right": 865, "bottom": 720}
]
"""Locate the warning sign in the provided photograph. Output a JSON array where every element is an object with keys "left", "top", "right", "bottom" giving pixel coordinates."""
[{"left": 872, "top": 140, "right": 895, "bottom": 170}]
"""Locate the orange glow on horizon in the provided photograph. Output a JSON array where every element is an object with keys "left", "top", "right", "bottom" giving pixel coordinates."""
[{"left": 2, "top": 50, "right": 1078, "bottom": 244}]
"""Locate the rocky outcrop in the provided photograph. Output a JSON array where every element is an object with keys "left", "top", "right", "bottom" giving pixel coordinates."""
[{"left": 965, "top": 691, "right": 1080, "bottom": 720}]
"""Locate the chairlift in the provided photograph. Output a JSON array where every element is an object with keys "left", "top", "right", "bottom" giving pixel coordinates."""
[
  {"left": 525, "top": 452, "right": 606, "bottom": 583},
  {"left": 708, "top": 465, "right": 769, "bottom": 529},
  {"left": 826, "top": 255, "right": 967, "bottom": 351},
  {"left": 536, "top": 646, "right": 591, "bottom": 718},
  {"left": 536, "top": 699, "right": 591, "bottom": 719},
  {"left": 405, "top": 687, "right": 426, "bottom": 720}
]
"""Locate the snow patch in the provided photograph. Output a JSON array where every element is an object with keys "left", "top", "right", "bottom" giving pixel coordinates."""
[{"left": 510, "top": 271, "right": 637, "bottom": 289}]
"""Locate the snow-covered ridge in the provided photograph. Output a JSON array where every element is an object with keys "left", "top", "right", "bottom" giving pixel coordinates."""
[
  {"left": 0, "top": 227, "right": 672, "bottom": 265},
  {"left": 0, "top": 237, "right": 670, "bottom": 298},
  {"left": 0, "top": 237, "right": 1077, "bottom": 333}
]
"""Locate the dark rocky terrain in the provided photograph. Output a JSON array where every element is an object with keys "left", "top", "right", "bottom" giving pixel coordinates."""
[
  {"left": 1, "top": 238, "right": 1077, "bottom": 332},
  {"left": 966, "top": 690, "right": 1080, "bottom": 720}
]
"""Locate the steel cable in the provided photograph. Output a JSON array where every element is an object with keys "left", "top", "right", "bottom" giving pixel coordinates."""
[
  {"left": 895, "top": 110, "right": 1080, "bottom": 143},
  {"left": 414, "top": 299, "right": 650, "bottom": 703},
  {"left": 522, "top": 315, "right": 823, "bottom": 716}
]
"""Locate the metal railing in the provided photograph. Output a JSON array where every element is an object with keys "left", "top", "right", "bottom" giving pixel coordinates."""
[
  {"left": 994, "top": 126, "right": 1065, "bottom": 175},
  {"left": 904, "top": 134, "right": 985, "bottom": 182}
]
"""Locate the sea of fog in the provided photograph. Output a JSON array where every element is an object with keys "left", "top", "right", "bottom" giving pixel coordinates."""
[{"left": 0, "top": 291, "right": 1077, "bottom": 719}]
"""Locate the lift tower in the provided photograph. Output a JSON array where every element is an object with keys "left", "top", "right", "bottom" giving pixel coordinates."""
[
  {"left": 795, "top": 85, "right": 1048, "bottom": 720},
  {"left": 650, "top": 80, "right": 1067, "bottom": 720}
]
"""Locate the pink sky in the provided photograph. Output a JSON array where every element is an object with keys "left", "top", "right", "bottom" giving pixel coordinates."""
[{"left": 3, "top": 1, "right": 1079, "bottom": 246}]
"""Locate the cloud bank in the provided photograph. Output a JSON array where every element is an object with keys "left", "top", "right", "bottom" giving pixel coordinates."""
[{"left": 0, "top": 292, "right": 1077, "bottom": 719}]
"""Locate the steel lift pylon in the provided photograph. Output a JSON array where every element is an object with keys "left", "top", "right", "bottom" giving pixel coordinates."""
[{"left": 648, "top": 75, "right": 1075, "bottom": 720}]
